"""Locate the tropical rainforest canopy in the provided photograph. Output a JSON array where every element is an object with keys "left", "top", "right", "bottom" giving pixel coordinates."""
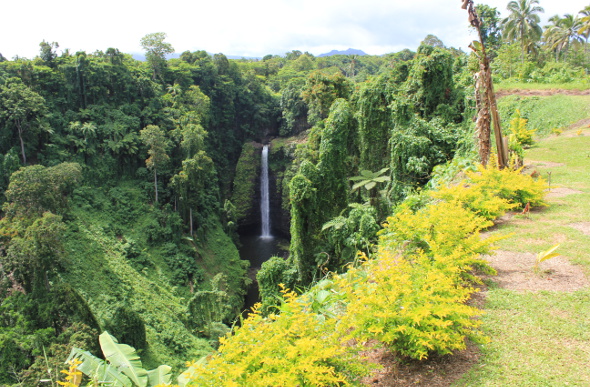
[{"left": 0, "top": 2, "right": 589, "bottom": 385}]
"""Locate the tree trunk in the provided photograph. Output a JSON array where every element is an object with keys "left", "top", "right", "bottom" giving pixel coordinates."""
[
  {"left": 16, "top": 121, "right": 27, "bottom": 165},
  {"left": 154, "top": 167, "right": 158, "bottom": 203},
  {"left": 475, "top": 69, "right": 491, "bottom": 166},
  {"left": 468, "top": 2, "right": 512, "bottom": 169},
  {"left": 189, "top": 207, "right": 194, "bottom": 236}
]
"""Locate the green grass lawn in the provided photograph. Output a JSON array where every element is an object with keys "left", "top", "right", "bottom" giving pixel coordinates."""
[{"left": 455, "top": 127, "right": 590, "bottom": 386}]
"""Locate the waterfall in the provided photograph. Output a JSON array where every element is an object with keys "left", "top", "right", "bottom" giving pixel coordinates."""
[{"left": 260, "top": 145, "right": 272, "bottom": 238}]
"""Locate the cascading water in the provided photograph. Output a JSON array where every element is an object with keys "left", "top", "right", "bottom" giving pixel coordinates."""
[
  {"left": 260, "top": 145, "right": 272, "bottom": 238},
  {"left": 239, "top": 143, "right": 287, "bottom": 314}
]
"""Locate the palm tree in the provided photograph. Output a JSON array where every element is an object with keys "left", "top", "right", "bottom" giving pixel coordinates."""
[
  {"left": 580, "top": 6, "right": 590, "bottom": 33},
  {"left": 543, "top": 14, "right": 584, "bottom": 61},
  {"left": 502, "top": 0, "right": 545, "bottom": 62},
  {"left": 579, "top": 6, "right": 590, "bottom": 54}
]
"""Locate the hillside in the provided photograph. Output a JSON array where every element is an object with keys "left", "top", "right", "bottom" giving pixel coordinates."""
[{"left": 363, "top": 102, "right": 590, "bottom": 386}]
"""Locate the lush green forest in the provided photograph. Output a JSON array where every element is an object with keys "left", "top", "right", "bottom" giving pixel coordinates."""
[{"left": 0, "top": 1, "right": 589, "bottom": 386}]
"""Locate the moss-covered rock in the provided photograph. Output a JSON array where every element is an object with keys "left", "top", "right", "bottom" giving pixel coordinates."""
[{"left": 231, "top": 142, "right": 261, "bottom": 229}]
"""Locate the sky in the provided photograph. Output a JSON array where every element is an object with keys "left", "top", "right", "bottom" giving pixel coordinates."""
[{"left": 2, "top": 0, "right": 589, "bottom": 60}]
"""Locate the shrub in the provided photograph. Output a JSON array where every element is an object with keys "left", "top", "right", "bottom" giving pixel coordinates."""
[
  {"left": 184, "top": 289, "right": 369, "bottom": 386},
  {"left": 432, "top": 163, "right": 547, "bottom": 218},
  {"left": 335, "top": 250, "right": 487, "bottom": 360}
]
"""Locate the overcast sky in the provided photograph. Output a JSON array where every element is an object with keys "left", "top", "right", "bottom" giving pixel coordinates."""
[{"left": 2, "top": 0, "right": 589, "bottom": 60}]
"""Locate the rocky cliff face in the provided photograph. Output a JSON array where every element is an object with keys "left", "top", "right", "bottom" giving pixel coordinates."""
[{"left": 231, "top": 140, "right": 296, "bottom": 237}]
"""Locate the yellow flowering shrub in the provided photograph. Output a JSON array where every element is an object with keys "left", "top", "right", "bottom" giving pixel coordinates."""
[
  {"left": 335, "top": 249, "right": 486, "bottom": 360},
  {"left": 184, "top": 289, "right": 368, "bottom": 387},
  {"left": 433, "top": 163, "right": 547, "bottom": 219},
  {"left": 180, "top": 160, "right": 548, "bottom": 384}
]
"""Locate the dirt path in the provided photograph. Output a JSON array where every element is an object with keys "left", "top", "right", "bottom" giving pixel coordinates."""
[{"left": 496, "top": 88, "right": 590, "bottom": 99}]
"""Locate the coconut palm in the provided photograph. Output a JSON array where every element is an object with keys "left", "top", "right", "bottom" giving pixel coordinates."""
[
  {"left": 502, "top": 0, "right": 545, "bottom": 62},
  {"left": 580, "top": 6, "right": 590, "bottom": 32},
  {"left": 579, "top": 6, "right": 590, "bottom": 59},
  {"left": 543, "top": 14, "right": 584, "bottom": 61}
]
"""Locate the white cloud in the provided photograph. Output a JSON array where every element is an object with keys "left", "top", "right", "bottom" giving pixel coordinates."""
[{"left": 1, "top": 0, "right": 588, "bottom": 59}]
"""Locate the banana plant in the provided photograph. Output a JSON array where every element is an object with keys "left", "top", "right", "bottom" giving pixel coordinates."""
[{"left": 65, "top": 331, "right": 171, "bottom": 387}]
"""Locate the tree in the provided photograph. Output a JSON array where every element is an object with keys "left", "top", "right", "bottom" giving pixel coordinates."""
[
  {"left": 301, "top": 71, "right": 352, "bottom": 125},
  {"left": 3, "top": 162, "right": 82, "bottom": 219},
  {"left": 0, "top": 80, "right": 47, "bottom": 164},
  {"left": 39, "top": 40, "right": 59, "bottom": 67},
  {"left": 140, "top": 32, "right": 174, "bottom": 81},
  {"left": 139, "top": 125, "right": 170, "bottom": 204},
  {"left": 420, "top": 34, "right": 445, "bottom": 48},
  {"left": 476, "top": 4, "right": 503, "bottom": 52},
  {"left": 170, "top": 151, "right": 217, "bottom": 235},
  {"left": 502, "top": 0, "right": 544, "bottom": 62},
  {"left": 5, "top": 212, "right": 66, "bottom": 293},
  {"left": 544, "top": 14, "right": 584, "bottom": 61}
]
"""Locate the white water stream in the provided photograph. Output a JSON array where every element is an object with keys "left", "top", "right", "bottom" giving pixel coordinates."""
[{"left": 260, "top": 145, "right": 272, "bottom": 238}]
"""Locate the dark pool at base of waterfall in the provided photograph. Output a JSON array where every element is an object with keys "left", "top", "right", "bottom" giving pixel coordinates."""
[{"left": 239, "top": 231, "right": 289, "bottom": 314}]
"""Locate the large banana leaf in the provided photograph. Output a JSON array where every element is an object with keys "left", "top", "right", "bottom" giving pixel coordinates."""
[
  {"left": 66, "top": 347, "right": 133, "bottom": 387},
  {"left": 147, "top": 365, "right": 172, "bottom": 386},
  {"left": 99, "top": 331, "right": 148, "bottom": 387}
]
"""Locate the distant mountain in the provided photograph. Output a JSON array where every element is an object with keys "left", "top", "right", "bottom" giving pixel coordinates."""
[{"left": 318, "top": 48, "right": 368, "bottom": 57}]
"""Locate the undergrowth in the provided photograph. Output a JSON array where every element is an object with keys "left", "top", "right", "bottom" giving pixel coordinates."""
[{"left": 180, "top": 163, "right": 547, "bottom": 386}]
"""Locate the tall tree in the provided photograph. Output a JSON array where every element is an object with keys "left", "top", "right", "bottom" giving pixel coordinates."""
[
  {"left": 140, "top": 32, "right": 174, "bottom": 82},
  {"left": 544, "top": 14, "right": 584, "bottom": 61},
  {"left": 476, "top": 4, "right": 503, "bottom": 52},
  {"left": 140, "top": 125, "right": 171, "bottom": 204},
  {"left": 0, "top": 80, "right": 47, "bottom": 165},
  {"left": 39, "top": 40, "right": 59, "bottom": 67},
  {"left": 502, "top": 0, "right": 545, "bottom": 62}
]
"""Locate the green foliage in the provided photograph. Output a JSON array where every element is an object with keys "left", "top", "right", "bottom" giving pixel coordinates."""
[
  {"left": 187, "top": 274, "right": 232, "bottom": 339},
  {"left": 321, "top": 203, "right": 380, "bottom": 265},
  {"left": 317, "top": 99, "right": 355, "bottom": 219},
  {"left": 405, "top": 46, "right": 463, "bottom": 121},
  {"left": 432, "top": 163, "right": 547, "bottom": 219},
  {"left": 230, "top": 142, "right": 260, "bottom": 223},
  {"left": 508, "top": 109, "right": 536, "bottom": 146},
  {"left": 335, "top": 250, "right": 486, "bottom": 360},
  {"left": 257, "top": 256, "right": 298, "bottom": 313},
  {"left": 0, "top": 78, "right": 47, "bottom": 164},
  {"left": 5, "top": 212, "right": 67, "bottom": 293},
  {"left": 301, "top": 70, "right": 352, "bottom": 125},
  {"left": 183, "top": 288, "right": 369, "bottom": 387},
  {"left": 140, "top": 32, "right": 174, "bottom": 82},
  {"left": 497, "top": 95, "right": 590, "bottom": 136},
  {"left": 3, "top": 162, "right": 82, "bottom": 219},
  {"left": 389, "top": 116, "right": 459, "bottom": 202},
  {"left": 354, "top": 75, "right": 396, "bottom": 172},
  {"left": 67, "top": 331, "right": 172, "bottom": 387}
]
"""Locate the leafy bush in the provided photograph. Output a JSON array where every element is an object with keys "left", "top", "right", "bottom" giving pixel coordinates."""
[
  {"left": 335, "top": 250, "right": 487, "bottom": 360},
  {"left": 432, "top": 163, "right": 547, "bottom": 218},
  {"left": 508, "top": 109, "right": 536, "bottom": 147},
  {"left": 183, "top": 288, "right": 369, "bottom": 386}
]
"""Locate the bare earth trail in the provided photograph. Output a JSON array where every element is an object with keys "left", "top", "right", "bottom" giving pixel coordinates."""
[
  {"left": 495, "top": 88, "right": 590, "bottom": 99},
  {"left": 361, "top": 112, "right": 590, "bottom": 386}
]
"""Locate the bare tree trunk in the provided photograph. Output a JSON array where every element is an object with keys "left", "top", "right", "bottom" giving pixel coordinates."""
[
  {"left": 154, "top": 167, "right": 158, "bottom": 203},
  {"left": 17, "top": 122, "right": 27, "bottom": 165},
  {"left": 474, "top": 69, "right": 491, "bottom": 166},
  {"left": 190, "top": 207, "right": 194, "bottom": 236}
]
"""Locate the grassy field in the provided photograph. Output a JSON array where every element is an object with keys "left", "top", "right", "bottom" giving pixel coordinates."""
[{"left": 455, "top": 126, "right": 590, "bottom": 385}]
